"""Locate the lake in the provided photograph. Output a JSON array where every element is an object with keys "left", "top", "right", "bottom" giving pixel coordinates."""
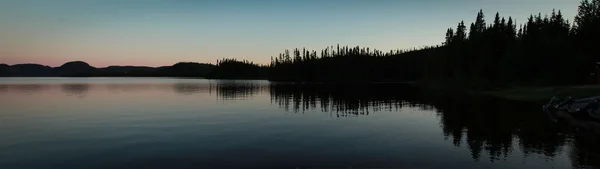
[{"left": 0, "top": 77, "right": 597, "bottom": 169}]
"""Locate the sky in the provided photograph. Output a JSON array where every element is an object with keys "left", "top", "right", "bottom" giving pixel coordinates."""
[{"left": 0, "top": 0, "right": 581, "bottom": 67}]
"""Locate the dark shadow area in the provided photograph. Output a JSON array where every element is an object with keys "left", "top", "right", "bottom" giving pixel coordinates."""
[
  {"left": 569, "top": 132, "right": 600, "bottom": 168},
  {"left": 268, "top": 83, "right": 599, "bottom": 168},
  {"left": 415, "top": 89, "right": 570, "bottom": 163}
]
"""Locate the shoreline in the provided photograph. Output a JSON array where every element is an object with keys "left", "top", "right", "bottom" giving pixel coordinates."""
[
  {"left": 3, "top": 76, "right": 597, "bottom": 104},
  {"left": 413, "top": 81, "right": 600, "bottom": 104},
  {"left": 482, "top": 85, "right": 600, "bottom": 104}
]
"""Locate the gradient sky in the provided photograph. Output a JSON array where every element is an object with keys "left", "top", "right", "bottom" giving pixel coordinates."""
[{"left": 0, "top": 0, "right": 581, "bottom": 67}]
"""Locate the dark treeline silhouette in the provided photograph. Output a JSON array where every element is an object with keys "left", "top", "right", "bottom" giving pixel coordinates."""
[
  {"left": 268, "top": 1, "right": 600, "bottom": 88},
  {"left": 206, "top": 58, "right": 269, "bottom": 79},
  {"left": 434, "top": 8, "right": 584, "bottom": 87},
  {"left": 269, "top": 45, "right": 438, "bottom": 82},
  {"left": 268, "top": 83, "right": 598, "bottom": 168}
]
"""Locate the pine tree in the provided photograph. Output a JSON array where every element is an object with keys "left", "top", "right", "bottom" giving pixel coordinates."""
[
  {"left": 445, "top": 28, "right": 455, "bottom": 45},
  {"left": 573, "top": 0, "right": 600, "bottom": 83},
  {"left": 494, "top": 12, "right": 501, "bottom": 28},
  {"left": 507, "top": 17, "right": 516, "bottom": 38},
  {"left": 455, "top": 21, "right": 467, "bottom": 42}
]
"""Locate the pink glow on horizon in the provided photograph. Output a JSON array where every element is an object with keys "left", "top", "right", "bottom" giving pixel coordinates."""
[
  {"left": 1, "top": 54, "right": 273, "bottom": 67},
  {"left": 2, "top": 57, "right": 212, "bottom": 67}
]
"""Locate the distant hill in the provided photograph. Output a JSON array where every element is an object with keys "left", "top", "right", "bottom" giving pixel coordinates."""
[
  {"left": 0, "top": 64, "right": 10, "bottom": 76},
  {"left": 0, "top": 61, "right": 215, "bottom": 77},
  {"left": 101, "top": 66, "right": 156, "bottom": 73},
  {"left": 8, "top": 64, "right": 54, "bottom": 77},
  {"left": 56, "top": 61, "right": 96, "bottom": 76},
  {"left": 157, "top": 62, "right": 213, "bottom": 77}
]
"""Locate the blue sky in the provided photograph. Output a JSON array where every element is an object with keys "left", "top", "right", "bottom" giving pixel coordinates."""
[{"left": 0, "top": 0, "right": 581, "bottom": 67}]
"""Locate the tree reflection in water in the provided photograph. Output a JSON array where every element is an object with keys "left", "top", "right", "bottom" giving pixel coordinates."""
[
  {"left": 61, "top": 84, "right": 91, "bottom": 97},
  {"left": 214, "top": 81, "right": 267, "bottom": 100},
  {"left": 262, "top": 83, "right": 598, "bottom": 168}
]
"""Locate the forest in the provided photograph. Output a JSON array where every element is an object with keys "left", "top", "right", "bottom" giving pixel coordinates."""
[
  {"left": 4, "top": 1, "right": 597, "bottom": 87},
  {"left": 205, "top": 58, "right": 269, "bottom": 79},
  {"left": 253, "top": 0, "right": 599, "bottom": 88}
]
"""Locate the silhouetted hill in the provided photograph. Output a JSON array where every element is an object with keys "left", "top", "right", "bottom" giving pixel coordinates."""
[
  {"left": 0, "top": 61, "right": 216, "bottom": 78},
  {"left": 55, "top": 61, "right": 96, "bottom": 76},
  {"left": 156, "top": 62, "right": 214, "bottom": 77},
  {"left": 8, "top": 64, "right": 54, "bottom": 77},
  {"left": 101, "top": 66, "right": 156, "bottom": 73},
  {"left": 0, "top": 64, "right": 10, "bottom": 76},
  {"left": 59, "top": 61, "right": 94, "bottom": 70}
]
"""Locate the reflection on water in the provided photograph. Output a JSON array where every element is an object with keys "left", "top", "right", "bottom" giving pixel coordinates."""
[
  {"left": 0, "top": 78, "right": 599, "bottom": 169},
  {"left": 169, "top": 80, "right": 268, "bottom": 100},
  {"left": 215, "top": 81, "right": 268, "bottom": 100},
  {"left": 570, "top": 133, "right": 600, "bottom": 168},
  {"left": 424, "top": 92, "right": 568, "bottom": 162},
  {"left": 10, "top": 84, "right": 48, "bottom": 94},
  {"left": 269, "top": 83, "right": 409, "bottom": 116},
  {"left": 105, "top": 83, "right": 155, "bottom": 93},
  {"left": 61, "top": 84, "right": 90, "bottom": 96},
  {"left": 172, "top": 83, "right": 208, "bottom": 95},
  {"left": 269, "top": 83, "right": 597, "bottom": 168}
]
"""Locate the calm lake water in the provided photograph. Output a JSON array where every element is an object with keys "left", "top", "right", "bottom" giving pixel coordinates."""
[{"left": 0, "top": 78, "right": 598, "bottom": 169}]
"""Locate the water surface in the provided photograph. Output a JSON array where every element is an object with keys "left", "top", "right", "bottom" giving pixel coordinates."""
[{"left": 0, "top": 78, "right": 598, "bottom": 169}]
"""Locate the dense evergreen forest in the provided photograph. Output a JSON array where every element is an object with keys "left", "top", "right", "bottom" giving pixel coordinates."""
[
  {"left": 205, "top": 58, "right": 268, "bottom": 79},
  {"left": 268, "top": 45, "right": 434, "bottom": 82},
  {"left": 264, "top": 0, "right": 600, "bottom": 88}
]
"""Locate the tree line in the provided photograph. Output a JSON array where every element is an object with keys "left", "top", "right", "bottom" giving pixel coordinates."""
[
  {"left": 262, "top": 0, "right": 600, "bottom": 88},
  {"left": 205, "top": 58, "right": 268, "bottom": 79},
  {"left": 435, "top": 4, "right": 595, "bottom": 88},
  {"left": 268, "top": 45, "right": 438, "bottom": 82}
]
